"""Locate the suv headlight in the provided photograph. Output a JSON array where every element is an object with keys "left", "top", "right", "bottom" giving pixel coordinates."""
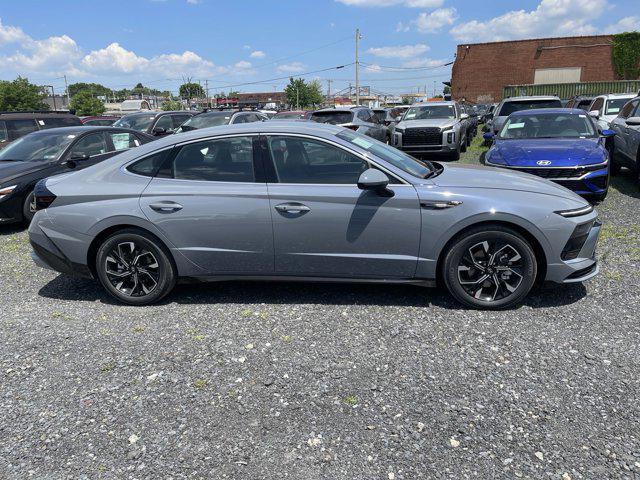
[
  {"left": 441, "top": 126, "right": 453, "bottom": 132},
  {"left": 555, "top": 205, "right": 594, "bottom": 218},
  {"left": 0, "top": 185, "right": 17, "bottom": 200},
  {"left": 395, "top": 127, "right": 404, "bottom": 134}
]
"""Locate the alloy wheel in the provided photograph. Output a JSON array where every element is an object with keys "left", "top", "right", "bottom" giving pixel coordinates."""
[
  {"left": 457, "top": 240, "right": 524, "bottom": 302},
  {"left": 104, "top": 241, "right": 160, "bottom": 297}
]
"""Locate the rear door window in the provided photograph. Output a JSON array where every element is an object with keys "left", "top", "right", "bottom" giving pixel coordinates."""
[
  {"left": 619, "top": 100, "right": 639, "bottom": 119},
  {"left": 6, "top": 119, "right": 38, "bottom": 140}
]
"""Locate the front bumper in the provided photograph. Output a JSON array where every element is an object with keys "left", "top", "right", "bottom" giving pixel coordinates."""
[
  {"left": 0, "top": 194, "right": 24, "bottom": 224},
  {"left": 392, "top": 129, "right": 458, "bottom": 157},
  {"left": 546, "top": 217, "right": 602, "bottom": 284}
]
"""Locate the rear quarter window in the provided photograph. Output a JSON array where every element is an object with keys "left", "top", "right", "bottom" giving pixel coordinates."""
[{"left": 126, "top": 150, "right": 170, "bottom": 177}]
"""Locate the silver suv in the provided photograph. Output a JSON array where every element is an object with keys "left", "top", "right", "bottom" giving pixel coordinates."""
[
  {"left": 391, "top": 101, "right": 469, "bottom": 160},
  {"left": 489, "top": 96, "right": 562, "bottom": 135},
  {"left": 609, "top": 96, "right": 640, "bottom": 177}
]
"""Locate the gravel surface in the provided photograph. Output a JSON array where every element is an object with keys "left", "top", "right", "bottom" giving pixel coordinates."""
[{"left": 1, "top": 136, "right": 639, "bottom": 479}]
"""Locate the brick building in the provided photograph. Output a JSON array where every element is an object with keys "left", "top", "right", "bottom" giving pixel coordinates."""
[{"left": 451, "top": 35, "right": 617, "bottom": 103}]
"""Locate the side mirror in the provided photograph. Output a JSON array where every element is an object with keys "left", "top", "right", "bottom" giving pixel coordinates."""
[
  {"left": 625, "top": 116, "right": 640, "bottom": 126},
  {"left": 589, "top": 110, "right": 600, "bottom": 119},
  {"left": 152, "top": 127, "right": 167, "bottom": 135},
  {"left": 460, "top": 113, "right": 470, "bottom": 120},
  {"left": 600, "top": 129, "right": 616, "bottom": 137},
  {"left": 483, "top": 132, "right": 495, "bottom": 141},
  {"left": 357, "top": 168, "right": 392, "bottom": 195}
]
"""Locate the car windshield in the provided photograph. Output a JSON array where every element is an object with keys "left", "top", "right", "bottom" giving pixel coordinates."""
[
  {"left": 403, "top": 105, "right": 455, "bottom": 120},
  {"left": 310, "top": 111, "right": 354, "bottom": 124},
  {"left": 274, "top": 112, "right": 303, "bottom": 119},
  {"left": 605, "top": 98, "right": 633, "bottom": 115},
  {"left": 337, "top": 130, "right": 433, "bottom": 179},
  {"left": 113, "top": 114, "right": 156, "bottom": 132},
  {"left": 0, "top": 131, "right": 76, "bottom": 162},
  {"left": 498, "top": 99, "right": 562, "bottom": 116},
  {"left": 499, "top": 113, "right": 597, "bottom": 139},
  {"left": 176, "top": 113, "right": 231, "bottom": 132}
]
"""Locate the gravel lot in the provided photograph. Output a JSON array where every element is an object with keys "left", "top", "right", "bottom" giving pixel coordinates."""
[{"left": 1, "top": 134, "right": 640, "bottom": 479}]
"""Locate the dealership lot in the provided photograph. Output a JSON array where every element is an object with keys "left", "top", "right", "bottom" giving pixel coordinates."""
[{"left": 1, "top": 135, "right": 639, "bottom": 479}]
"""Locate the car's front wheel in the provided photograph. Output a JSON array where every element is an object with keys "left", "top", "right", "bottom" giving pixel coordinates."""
[
  {"left": 442, "top": 226, "right": 537, "bottom": 309},
  {"left": 95, "top": 229, "right": 176, "bottom": 305},
  {"left": 22, "top": 191, "right": 36, "bottom": 225}
]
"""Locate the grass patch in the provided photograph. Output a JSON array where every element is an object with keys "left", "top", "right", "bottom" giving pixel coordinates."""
[
  {"left": 344, "top": 395, "right": 358, "bottom": 406},
  {"left": 193, "top": 379, "right": 208, "bottom": 389}
]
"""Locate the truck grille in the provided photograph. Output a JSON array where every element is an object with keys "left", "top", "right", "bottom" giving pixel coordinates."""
[{"left": 403, "top": 127, "right": 441, "bottom": 146}]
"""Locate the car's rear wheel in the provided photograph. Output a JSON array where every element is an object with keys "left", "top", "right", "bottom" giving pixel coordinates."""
[
  {"left": 442, "top": 226, "right": 537, "bottom": 309},
  {"left": 22, "top": 191, "right": 36, "bottom": 225},
  {"left": 95, "top": 229, "right": 176, "bottom": 305}
]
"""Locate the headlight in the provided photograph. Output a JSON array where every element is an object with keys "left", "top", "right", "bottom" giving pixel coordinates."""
[
  {"left": 555, "top": 205, "right": 594, "bottom": 218},
  {"left": 0, "top": 185, "right": 17, "bottom": 200},
  {"left": 395, "top": 128, "right": 404, "bottom": 134},
  {"left": 485, "top": 151, "right": 506, "bottom": 165},
  {"left": 441, "top": 125, "right": 453, "bottom": 132}
]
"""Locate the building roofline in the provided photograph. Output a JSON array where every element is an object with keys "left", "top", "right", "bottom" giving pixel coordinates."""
[{"left": 456, "top": 34, "right": 613, "bottom": 48}]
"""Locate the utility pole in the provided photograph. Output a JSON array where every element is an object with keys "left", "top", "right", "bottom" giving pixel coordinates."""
[
  {"left": 327, "top": 79, "right": 332, "bottom": 106},
  {"left": 355, "top": 28, "right": 361, "bottom": 106},
  {"left": 63, "top": 75, "right": 70, "bottom": 107},
  {"left": 296, "top": 84, "right": 300, "bottom": 110}
]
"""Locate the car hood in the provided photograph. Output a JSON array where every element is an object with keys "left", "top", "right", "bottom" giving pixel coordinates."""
[
  {"left": 491, "top": 138, "right": 603, "bottom": 167},
  {"left": 433, "top": 163, "right": 585, "bottom": 201},
  {"left": 0, "top": 160, "right": 45, "bottom": 185},
  {"left": 397, "top": 119, "right": 456, "bottom": 129}
]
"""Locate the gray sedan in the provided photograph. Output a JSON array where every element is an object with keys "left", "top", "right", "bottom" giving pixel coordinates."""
[{"left": 29, "top": 122, "right": 601, "bottom": 309}]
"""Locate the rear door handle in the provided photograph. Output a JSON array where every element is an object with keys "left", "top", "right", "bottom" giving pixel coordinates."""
[
  {"left": 274, "top": 203, "right": 311, "bottom": 213},
  {"left": 149, "top": 201, "right": 183, "bottom": 213}
]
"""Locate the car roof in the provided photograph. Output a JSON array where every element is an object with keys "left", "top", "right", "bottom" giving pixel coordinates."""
[
  {"left": 507, "top": 108, "right": 588, "bottom": 116},
  {"left": 502, "top": 95, "right": 560, "bottom": 102},
  {"left": 27, "top": 126, "right": 151, "bottom": 136},
  {"left": 598, "top": 93, "right": 637, "bottom": 99},
  {"left": 410, "top": 101, "right": 455, "bottom": 107},
  {"left": 313, "top": 108, "right": 357, "bottom": 113},
  {"left": 0, "top": 111, "right": 78, "bottom": 119}
]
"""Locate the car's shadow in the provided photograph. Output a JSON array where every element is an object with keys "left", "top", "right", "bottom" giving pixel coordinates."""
[
  {"left": 37, "top": 274, "right": 587, "bottom": 310},
  {"left": 610, "top": 169, "right": 640, "bottom": 200},
  {"left": 0, "top": 224, "right": 25, "bottom": 236}
]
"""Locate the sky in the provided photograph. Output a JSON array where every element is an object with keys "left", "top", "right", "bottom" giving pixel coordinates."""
[{"left": 0, "top": 0, "right": 638, "bottom": 98}]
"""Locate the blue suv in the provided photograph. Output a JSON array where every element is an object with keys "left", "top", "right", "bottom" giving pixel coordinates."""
[{"left": 483, "top": 108, "right": 615, "bottom": 201}]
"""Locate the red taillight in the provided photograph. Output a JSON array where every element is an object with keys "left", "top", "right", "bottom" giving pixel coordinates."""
[
  {"left": 34, "top": 179, "right": 57, "bottom": 211},
  {"left": 344, "top": 125, "right": 359, "bottom": 131}
]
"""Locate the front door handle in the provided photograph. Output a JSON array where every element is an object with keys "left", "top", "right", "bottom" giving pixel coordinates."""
[
  {"left": 274, "top": 203, "right": 311, "bottom": 214},
  {"left": 149, "top": 201, "right": 183, "bottom": 213}
]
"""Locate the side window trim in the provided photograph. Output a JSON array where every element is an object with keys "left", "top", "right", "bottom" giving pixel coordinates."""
[{"left": 262, "top": 133, "right": 406, "bottom": 185}]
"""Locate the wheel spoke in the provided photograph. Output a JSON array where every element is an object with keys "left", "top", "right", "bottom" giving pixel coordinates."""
[{"left": 104, "top": 241, "right": 160, "bottom": 297}]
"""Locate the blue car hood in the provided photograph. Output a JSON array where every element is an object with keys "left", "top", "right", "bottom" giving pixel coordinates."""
[{"left": 492, "top": 138, "right": 603, "bottom": 167}]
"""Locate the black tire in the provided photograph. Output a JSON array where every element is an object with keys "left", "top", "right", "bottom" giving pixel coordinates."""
[
  {"left": 442, "top": 226, "right": 537, "bottom": 309},
  {"left": 95, "top": 229, "right": 176, "bottom": 306},
  {"left": 450, "top": 149, "right": 460, "bottom": 161},
  {"left": 608, "top": 142, "right": 621, "bottom": 175},
  {"left": 460, "top": 138, "right": 467, "bottom": 153},
  {"left": 22, "top": 191, "right": 36, "bottom": 225}
]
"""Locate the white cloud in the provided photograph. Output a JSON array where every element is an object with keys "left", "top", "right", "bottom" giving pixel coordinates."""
[
  {"left": 335, "top": 0, "right": 442, "bottom": 7},
  {"left": 0, "top": 18, "right": 29, "bottom": 46},
  {"left": 186, "top": 0, "right": 201, "bottom": 3},
  {"left": 363, "top": 63, "right": 382, "bottom": 72},
  {"left": 367, "top": 43, "right": 429, "bottom": 58},
  {"left": 414, "top": 7, "right": 458, "bottom": 33},
  {"left": 450, "top": 0, "right": 606, "bottom": 43},
  {"left": 402, "top": 57, "right": 448, "bottom": 68},
  {"left": 243, "top": 44, "right": 251, "bottom": 50},
  {"left": 276, "top": 62, "right": 306, "bottom": 73},
  {"left": 234, "top": 60, "right": 252, "bottom": 69},
  {"left": 81, "top": 43, "right": 148, "bottom": 73},
  {"left": 250, "top": 50, "right": 266, "bottom": 58},
  {"left": 605, "top": 16, "right": 640, "bottom": 33},
  {"left": 396, "top": 21, "right": 410, "bottom": 32}
]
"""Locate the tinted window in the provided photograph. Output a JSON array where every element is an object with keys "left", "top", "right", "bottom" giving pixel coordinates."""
[
  {"left": 114, "top": 114, "right": 156, "bottom": 132},
  {"left": 232, "top": 114, "right": 250, "bottom": 124},
  {"left": 6, "top": 119, "right": 38, "bottom": 139},
  {"left": 154, "top": 115, "right": 175, "bottom": 132},
  {"left": 267, "top": 135, "right": 369, "bottom": 184},
  {"left": 605, "top": 98, "right": 631, "bottom": 115},
  {"left": 0, "top": 131, "right": 75, "bottom": 162},
  {"left": 404, "top": 105, "right": 455, "bottom": 120},
  {"left": 499, "top": 113, "right": 596, "bottom": 139},
  {"left": 84, "top": 119, "right": 116, "bottom": 126},
  {"left": 127, "top": 150, "right": 169, "bottom": 177},
  {"left": 171, "top": 114, "right": 191, "bottom": 128},
  {"left": 109, "top": 132, "right": 141, "bottom": 151},
  {"left": 38, "top": 117, "right": 81, "bottom": 129},
  {"left": 372, "top": 111, "right": 386, "bottom": 123},
  {"left": 170, "top": 136, "right": 255, "bottom": 182},
  {"left": 498, "top": 99, "right": 562, "bottom": 116},
  {"left": 0, "top": 121, "right": 7, "bottom": 143},
  {"left": 274, "top": 112, "right": 304, "bottom": 119},
  {"left": 590, "top": 98, "right": 604, "bottom": 112},
  {"left": 310, "top": 111, "right": 354, "bottom": 125},
  {"left": 619, "top": 100, "right": 639, "bottom": 119},
  {"left": 356, "top": 110, "right": 370, "bottom": 122},
  {"left": 177, "top": 113, "right": 232, "bottom": 132},
  {"left": 69, "top": 133, "right": 108, "bottom": 157}
]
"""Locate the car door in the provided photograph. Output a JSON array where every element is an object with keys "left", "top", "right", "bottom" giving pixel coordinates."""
[
  {"left": 63, "top": 131, "right": 114, "bottom": 169},
  {"left": 612, "top": 99, "right": 639, "bottom": 162},
  {"left": 139, "top": 135, "right": 274, "bottom": 274},
  {"left": 263, "top": 134, "right": 421, "bottom": 278}
]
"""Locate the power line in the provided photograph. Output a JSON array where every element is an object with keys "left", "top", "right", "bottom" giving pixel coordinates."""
[{"left": 360, "top": 60, "right": 454, "bottom": 72}]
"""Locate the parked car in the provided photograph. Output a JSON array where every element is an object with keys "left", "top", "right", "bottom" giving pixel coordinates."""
[
  {"left": 309, "top": 107, "right": 387, "bottom": 142},
  {"left": 481, "top": 103, "right": 498, "bottom": 131},
  {"left": 81, "top": 116, "right": 120, "bottom": 126},
  {"left": 460, "top": 104, "right": 478, "bottom": 141},
  {"left": 0, "top": 111, "right": 82, "bottom": 151},
  {"left": 565, "top": 95, "right": 595, "bottom": 111},
  {"left": 390, "top": 101, "right": 469, "bottom": 160},
  {"left": 0, "top": 126, "right": 153, "bottom": 224},
  {"left": 609, "top": 96, "right": 640, "bottom": 178},
  {"left": 483, "top": 108, "right": 614, "bottom": 201},
  {"left": 258, "top": 110, "right": 277, "bottom": 118},
  {"left": 271, "top": 111, "right": 311, "bottom": 120},
  {"left": 490, "top": 96, "right": 562, "bottom": 135},
  {"left": 587, "top": 93, "right": 637, "bottom": 130},
  {"left": 113, "top": 111, "right": 195, "bottom": 137},
  {"left": 175, "top": 110, "right": 267, "bottom": 133},
  {"left": 28, "top": 122, "right": 601, "bottom": 309}
]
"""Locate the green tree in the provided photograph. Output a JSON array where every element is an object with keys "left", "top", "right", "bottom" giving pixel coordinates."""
[
  {"left": 162, "top": 99, "right": 183, "bottom": 111},
  {"left": 284, "top": 78, "right": 324, "bottom": 109},
  {"left": 0, "top": 77, "right": 49, "bottom": 111},
  {"left": 69, "top": 91, "right": 105, "bottom": 116},
  {"left": 68, "top": 82, "right": 112, "bottom": 98},
  {"left": 179, "top": 82, "right": 205, "bottom": 100}
]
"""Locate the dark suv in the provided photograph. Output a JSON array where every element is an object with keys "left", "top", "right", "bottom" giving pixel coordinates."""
[
  {"left": 0, "top": 111, "right": 82, "bottom": 150},
  {"left": 113, "top": 111, "right": 195, "bottom": 137}
]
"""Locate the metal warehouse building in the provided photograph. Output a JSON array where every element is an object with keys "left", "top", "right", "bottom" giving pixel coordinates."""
[{"left": 451, "top": 35, "right": 617, "bottom": 103}]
